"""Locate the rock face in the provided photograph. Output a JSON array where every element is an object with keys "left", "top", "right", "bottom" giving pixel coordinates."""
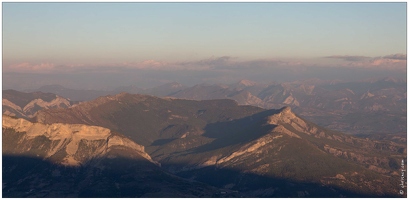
[
  {"left": 3, "top": 90, "right": 73, "bottom": 119},
  {"left": 22, "top": 97, "right": 71, "bottom": 115},
  {"left": 237, "top": 79, "right": 257, "bottom": 87},
  {"left": 3, "top": 99, "right": 24, "bottom": 116},
  {"left": 2, "top": 115, "right": 155, "bottom": 166}
]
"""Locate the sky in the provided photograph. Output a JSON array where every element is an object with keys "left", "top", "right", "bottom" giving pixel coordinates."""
[{"left": 2, "top": 2, "right": 407, "bottom": 90}]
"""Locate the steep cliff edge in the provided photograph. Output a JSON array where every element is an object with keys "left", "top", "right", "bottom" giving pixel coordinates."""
[
  {"left": 2, "top": 115, "right": 155, "bottom": 166},
  {"left": 3, "top": 117, "right": 228, "bottom": 198}
]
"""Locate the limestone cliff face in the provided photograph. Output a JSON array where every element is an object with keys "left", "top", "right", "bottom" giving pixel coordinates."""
[
  {"left": 178, "top": 106, "right": 403, "bottom": 180},
  {"left": 23, "top": 96, "right": 71, "bottom": 114},
  {"left": 267, "top": 106, "right": 318, "bottom": 136},
  {"left": 3, "top": 95, "right": 72, "bottom": 119},
  {"left": 3, "top": 99, "right": 25, "bottom": 117},
  {"left": 263, "top": 106, "right": 405, "bottom": 176},
  {"left": 231, "top": 91, "right": 265, "bottom": 108},
  {"left": 2, "top": 115, "right": 156, "bottom": 166}
]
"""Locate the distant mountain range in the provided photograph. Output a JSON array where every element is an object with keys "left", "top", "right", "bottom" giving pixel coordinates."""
[
  {"left": 28, "top": 77, "right": 406, "bottom": 113},
  {"left": 28, "top": 82, "right": 186, "bottom": 102},
  {"left": 169, "top": 78, "right": 406, "bottom": 138},
  {"left": 17, "top": 93, "right": 403, "bottom": 197},
  {"left": 23, "top": 77, "right": 406, "bottom": 139},
  {"left": 3, "top": 78, "right": 405, "bottom": 197}
]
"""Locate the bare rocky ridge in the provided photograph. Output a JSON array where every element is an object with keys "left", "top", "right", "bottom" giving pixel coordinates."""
[
  {"left": 23, "top": 96, "right": 71, "bottom": 114},
  {"left": 3, "top": 115, "right": 155, "bottom": 166},
  {"left": 3, "top": 90, "right": 73, "bottom": 119},
  {"left": 164, "top": 106, "right": 402, "bottom": 197},
  {"left": 3, "top": 99, "right": 25, "bottom": 116},
  {"left": 264, "top": 107, "right": 404, "bottom": 175}
]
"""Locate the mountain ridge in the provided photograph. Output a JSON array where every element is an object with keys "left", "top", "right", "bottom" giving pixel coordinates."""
[
  {"left": 3, "top": 89, "right": 73, "bottom": 119},
  {"left": 3, "top": 115, "right": 156, "bottom": 166},
  {"left": 31, "top": 92, "right": 405, "bottom": 197}
]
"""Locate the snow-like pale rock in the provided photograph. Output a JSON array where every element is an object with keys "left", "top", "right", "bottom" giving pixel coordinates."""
[{"left": 3, "top": 115, "right": 155, "bottom": 166}]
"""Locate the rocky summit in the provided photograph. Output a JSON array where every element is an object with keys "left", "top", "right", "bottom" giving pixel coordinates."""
[{"left": 3, "top": 90, "right": 73, "bottom": 119}]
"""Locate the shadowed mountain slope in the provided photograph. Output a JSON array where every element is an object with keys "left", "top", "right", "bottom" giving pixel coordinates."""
[
  {"left": 2, "top": 116, "right": 227, "bottom": 197},
  {"left": 33, "top": 93, "right": 405, "bottom": 197}
]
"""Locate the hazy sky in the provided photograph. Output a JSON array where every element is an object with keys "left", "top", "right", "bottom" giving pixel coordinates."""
[
  {"left": 4, "top": 3, "right": 406, "bottom": 64},
  {"left": 2, "top": 2, "right": 407, "bottom": 90}
]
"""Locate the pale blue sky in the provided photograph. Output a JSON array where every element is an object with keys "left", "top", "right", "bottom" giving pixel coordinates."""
[{"left": 3, "top": 2, "right": 407, "bottom": 66}]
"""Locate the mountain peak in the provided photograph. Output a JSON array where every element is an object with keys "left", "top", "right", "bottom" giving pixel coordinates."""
[
  {"left": 115, "top": 92, "right": 132, "bottom": 98},
  {"left": 280, "top": 106, "right": 292, "bottom": 113},
  {"left": 380, "top": 77, "right": 404, "bottom": 83},
  {"left": 238, "top": 79, "right": 256, "bottom": 87},
  {"left": 267, "top": 106, "right": 301, "bottom": 127},
  {"left": 168, "top": 81, "right": 183, "bottom": 88}
]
